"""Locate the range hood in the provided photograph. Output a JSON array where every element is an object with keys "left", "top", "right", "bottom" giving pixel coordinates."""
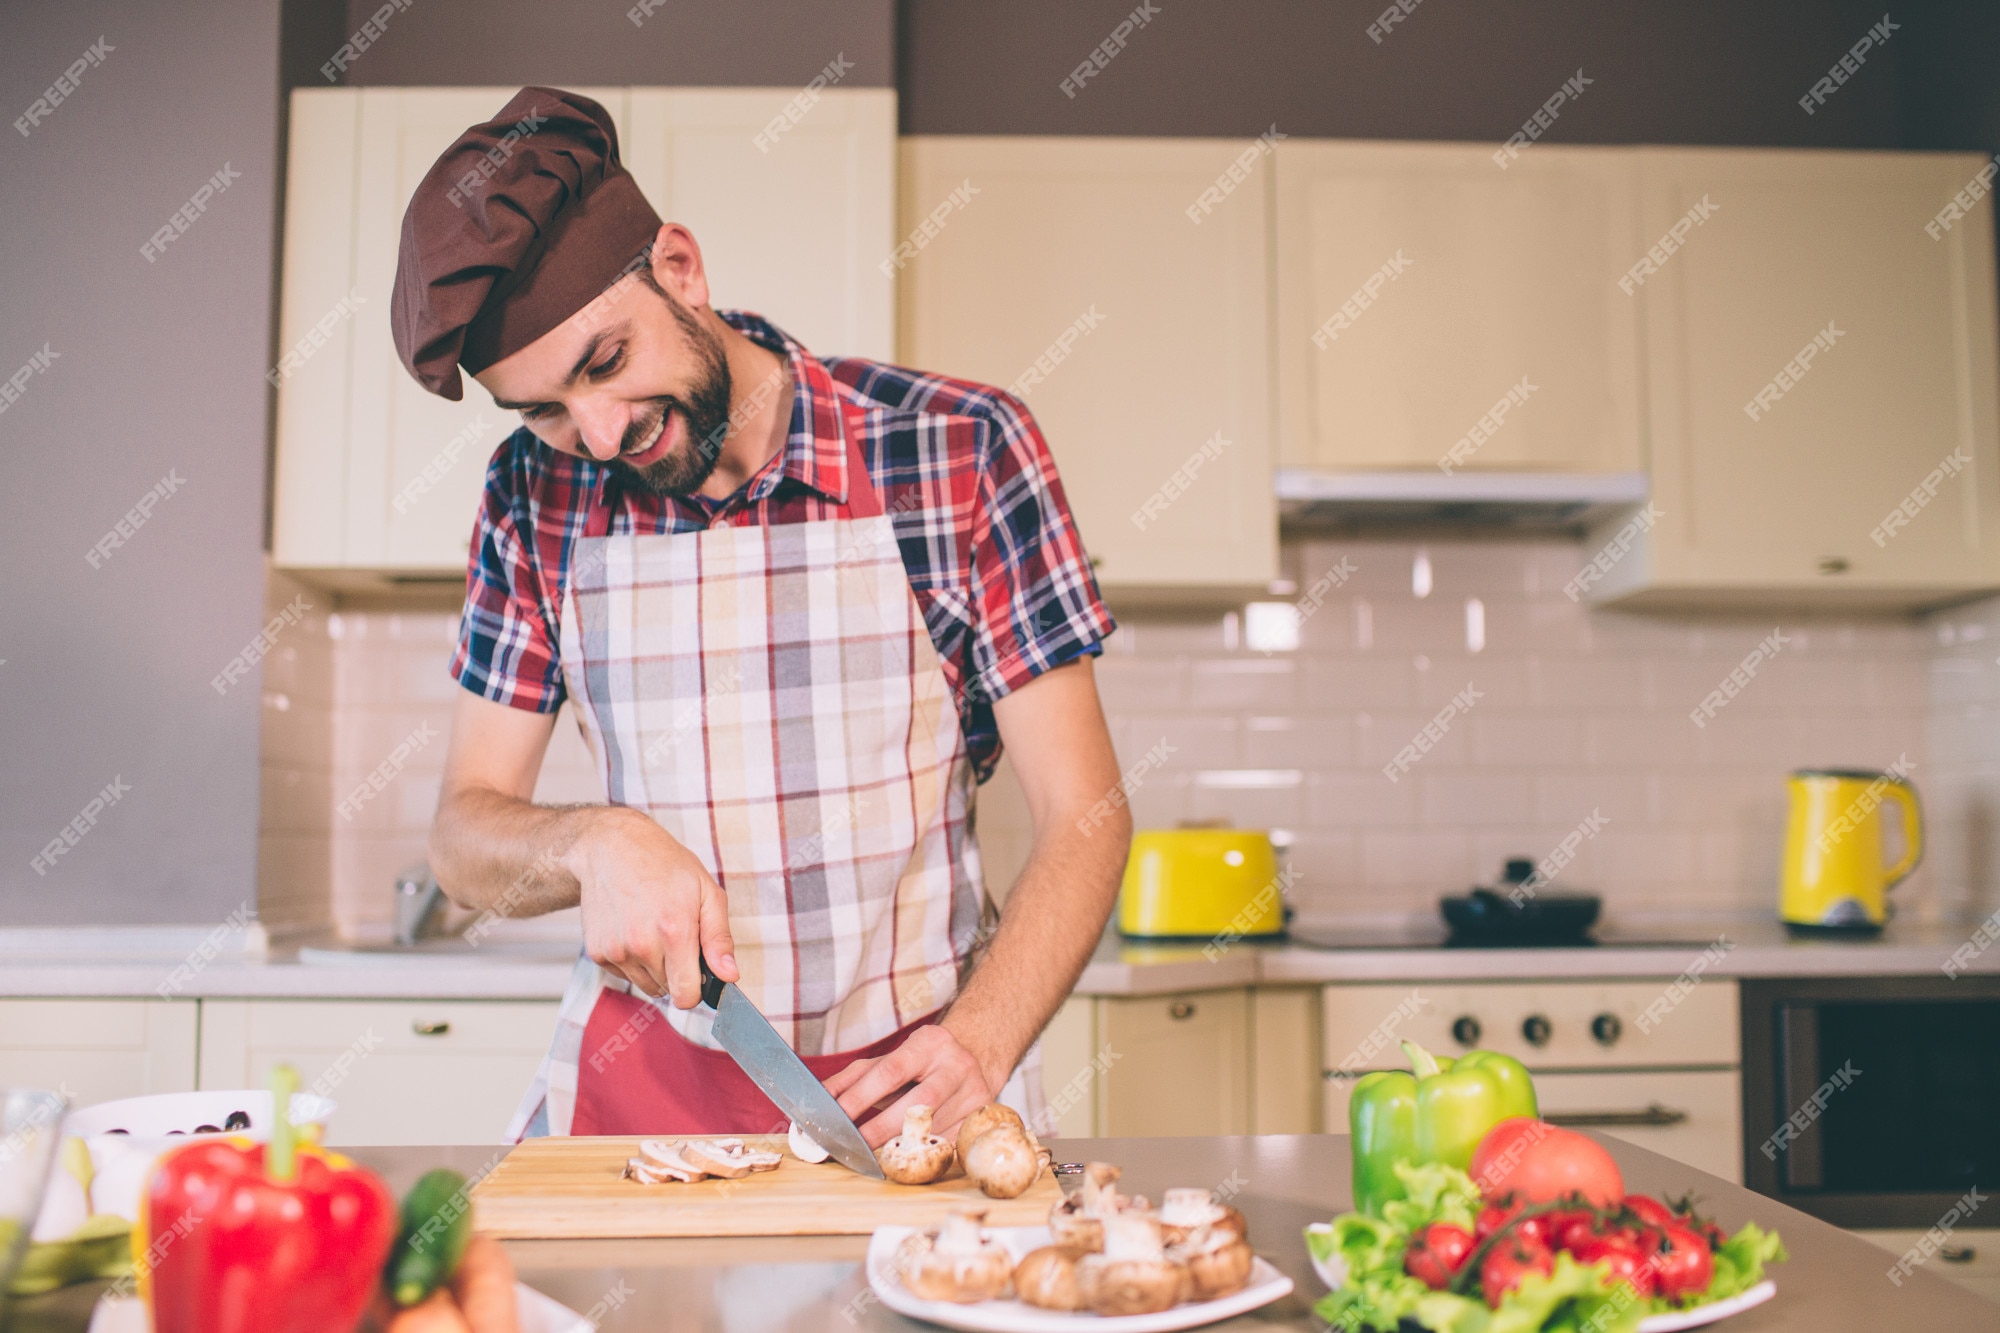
[{"left": 1275, "top": 469, "right": 1649, "bottom": 531}]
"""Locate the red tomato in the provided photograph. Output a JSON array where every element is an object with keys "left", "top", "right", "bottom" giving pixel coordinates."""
[
  {"left": 1570, "top": 1231, "right": 1659, "bottom": 1299},
  {"left": 1623, "top": 1195, "right": 1676, "bottom": 1230},
  {"left": 1404, "top": 1222, "right": 1477, "bottom": 1290},
  {"left": 1481, "top": 1234, "right": 1555, "bottom": 1308},
  {"left": 1471, "top": 1122, "right": 1624, "bottom": 1208},
  {"left": 1475, "top": 1201, "right": 1517, "bottom": 1240},
  {"left": 1549, "top": 1210, "right": 1601, "bottom": 1252},
  {"left": 1654, "top": 1225, "right": 1715, "bottom": 1301}
]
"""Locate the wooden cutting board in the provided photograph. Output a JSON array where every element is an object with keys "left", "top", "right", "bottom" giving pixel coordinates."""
[{"left": 469, "top": 1135, "right": 1064, "bottom": 1238}]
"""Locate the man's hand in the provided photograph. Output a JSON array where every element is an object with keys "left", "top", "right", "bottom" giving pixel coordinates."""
[
  {"left": 823, "top": 1022, "right": 997, "bottom": 1148},
  {"left": 564, "top": 806, "right": 738, "bottom": 1009}
]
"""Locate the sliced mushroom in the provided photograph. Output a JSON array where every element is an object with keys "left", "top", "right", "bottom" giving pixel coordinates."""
[
  {"left": 1013, "top": 1244, "right": 1088, "bottom": 1311},
  {"left": 1168, "top": 1224, "right": 1255, "bottom": 1301},
  {"left": 787, "top": 1120, "right": 831, "bottom": 1164},
  {"left": 1078, "top": 1214, "right": 1183, "bottom": 1316},
  {"left": 893, "top": 1207, "right": 1013, "bottom": 1303},
  {"left": 962, "top": 1124, "right": 1040, "bottom": 1199},
  {"left": 680, "top": 1137, "right": 783, "bottom": 1179},
  {"left": 879, "top": 1105, "right": 956, "bottom": 1185},
  {"left": 1157, "top": 1186, "right": 1248, "bottom": 1245},
  {"left": 1049, "top": 1161, "right": 1149, "bottom": 1252},
  {"left": 625, "top": 1139, "right": 706, "bottom": 1183}
]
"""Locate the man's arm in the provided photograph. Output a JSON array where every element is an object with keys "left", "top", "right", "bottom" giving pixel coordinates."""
[
  {"left": 428, "top": 689, "right": 739, "bottom": 1006},
  {"left": 826, "top": 656, "right": 1129, "bottom": 1144}
]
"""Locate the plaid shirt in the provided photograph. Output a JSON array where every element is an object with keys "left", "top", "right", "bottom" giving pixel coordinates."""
[{"left": 451, "top": 311, "right": 1114, "bottom": 779}]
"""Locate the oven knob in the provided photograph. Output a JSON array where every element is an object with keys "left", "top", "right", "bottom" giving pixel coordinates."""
[
  {"left": 1450, "top": 1016, "right": 1482, "bottom": 1047},
  {"left": 1521, "top": 1014, "right": 1552, "bottom": 1047},
  {"left": 1590, "top": 1013, "right": 1622, "bottom": 1046}
]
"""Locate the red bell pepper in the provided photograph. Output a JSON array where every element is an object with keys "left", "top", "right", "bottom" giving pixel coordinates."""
[{"left": 137, "top": 1066, "right": 395, "bottom": 1333}]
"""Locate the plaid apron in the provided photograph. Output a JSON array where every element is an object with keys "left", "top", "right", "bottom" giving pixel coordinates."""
[{"left": 505, "top": 424, "right": 1044, "bottom": 1139}]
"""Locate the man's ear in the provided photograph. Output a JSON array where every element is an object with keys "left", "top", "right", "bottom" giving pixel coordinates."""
[{"left": 649, "top": 223, "right": 712, "bottom": 311}]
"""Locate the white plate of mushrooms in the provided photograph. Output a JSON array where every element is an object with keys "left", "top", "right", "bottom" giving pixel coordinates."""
[{"left": 865, "top": 1162, "right": 1292, "bottom": 1330}]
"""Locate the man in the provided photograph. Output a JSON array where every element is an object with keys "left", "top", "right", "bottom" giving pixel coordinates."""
[{"left": 392, "top": 87, "right": 1129, "bottom": 1145}]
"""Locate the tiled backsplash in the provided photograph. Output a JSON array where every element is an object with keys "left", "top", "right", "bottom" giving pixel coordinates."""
[{"left": 258, "top": 539, "right": 1999, "bottom": 937}]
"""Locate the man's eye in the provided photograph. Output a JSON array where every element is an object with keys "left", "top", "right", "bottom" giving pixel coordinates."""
[{"left": 589, "top": 351, "right": 623, "bottom": 379}]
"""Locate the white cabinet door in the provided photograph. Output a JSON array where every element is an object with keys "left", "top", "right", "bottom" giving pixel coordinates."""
[
  {"left": 0, "top": 999, "right": 198, "bottom": 1107},
  {"left": 1596, "top": 147, "right": 2000, "bottom": 606},
  {"left": 198, "top": 999, "right": 560, "bottom": 1146},
  {"left": 1274, "top": 141, "right": 1644, "bottom": 475},
  {"left": 272, "top": 87, "right": 893, "bottom": 578},
  {"left": 899, "top": 137, "right": 1277, "bottom": 594},
  {"left": 624, "top": 89, "right": 895, "bottom": 362}
]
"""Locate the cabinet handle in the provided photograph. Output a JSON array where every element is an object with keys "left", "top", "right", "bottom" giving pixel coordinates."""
[
  {"left": 1818, "top": 557, "right": 1850, "bottom": 575},
  {"left": 1545, "top": 1103, "right": 1687, "bottom": 1128},
  {"left": 412, "top": 1019, "right": 451, "bottom": 1036},
  {"left": 1168, "top": 1001, "right": 1197, "bottom": 1021},
  {"left": 1941, "top": 1245, "right": 1976, "bottom": 1264}
]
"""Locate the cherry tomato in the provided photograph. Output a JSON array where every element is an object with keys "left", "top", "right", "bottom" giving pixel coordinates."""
[
  {"left": 1481, "top": 1234, "right": 1555, "bottom": 1308},
  {"left": 1654, "top": 1225, "right": 1715, "bottom": 1301},
  {"left": 1623, "top": 1195, "right": 1676, "bottom": 1230},
  {"left": 1404, "top": 1222, "right": 1477, "bottom": 1290},
  {"left": 1570, "top": 1231, "right": 1659, "bottom": 1299},
  {"left": 1476, "top": 1199, "right": 1521, "bottom": 1240}
]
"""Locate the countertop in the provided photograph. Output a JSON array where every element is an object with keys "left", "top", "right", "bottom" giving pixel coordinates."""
[
  {"left": 7, "top": 1133, "right": 1992, "bottom": 1331},
  {"left": 0, "top": 913, "right": 1989, "bottom": 1001}
]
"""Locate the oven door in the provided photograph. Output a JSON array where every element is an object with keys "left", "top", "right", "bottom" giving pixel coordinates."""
[{"left": 1742, "top": 975, "right": 2000, "bottom": 1228}]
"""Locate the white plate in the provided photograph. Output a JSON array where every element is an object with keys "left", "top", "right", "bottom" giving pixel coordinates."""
[
  {"left": 866, "top": 1224, "right": 1293, "bottom": 1332},
  {"left": 87, "top": 1281, "right": 589, "bottom": 1333},
  {"left": 1305, "top": 1224, "right": 1777, "bottom": 1332}
]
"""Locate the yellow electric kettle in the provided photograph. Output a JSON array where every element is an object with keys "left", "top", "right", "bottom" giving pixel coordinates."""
[{"left": 1779, "top": 768, "right": 1922, "bottom": 931}]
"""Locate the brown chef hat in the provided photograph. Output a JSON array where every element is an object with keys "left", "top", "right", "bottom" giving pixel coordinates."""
[{"left": 390, "top": 87, "right": 663, "bottom": 400}]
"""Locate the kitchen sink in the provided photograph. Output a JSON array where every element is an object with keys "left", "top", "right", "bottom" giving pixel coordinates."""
[{"left": 295, "top": 938, "right": 578, "bottom": 967}]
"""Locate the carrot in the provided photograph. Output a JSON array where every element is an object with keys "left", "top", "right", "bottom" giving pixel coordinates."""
[
  {"left": 383, "top": 1288, "right": 473, "bottom": 1333},
  {"left": 449, "top": 1234, "right": 520, "bottom": 1333}
]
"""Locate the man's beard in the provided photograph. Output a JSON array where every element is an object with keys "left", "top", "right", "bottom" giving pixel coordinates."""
[{"left": 617, "top": 296, "right": 734, "bottom": 497}]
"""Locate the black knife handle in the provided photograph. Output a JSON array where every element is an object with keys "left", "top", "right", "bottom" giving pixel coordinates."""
[{"left": 698, "top": 952, "right": 725, "bottom": 1010}]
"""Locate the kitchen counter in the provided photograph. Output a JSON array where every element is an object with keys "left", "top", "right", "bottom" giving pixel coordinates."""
[
  {"left": 0, "top": 914, "right": 1989, "bottom": 1001},
  {"left": 8, "top": 1133, "right": 1991, "bottom": 1330}
]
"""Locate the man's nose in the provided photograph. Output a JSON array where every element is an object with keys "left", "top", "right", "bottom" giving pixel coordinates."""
[{"left": 569, "top": 399, "right": 628, "bottom": 462}]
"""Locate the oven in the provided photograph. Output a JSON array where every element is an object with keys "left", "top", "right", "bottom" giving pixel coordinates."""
[{"left": 1741, "top": 975, "right": 2000, "bottom": 1228}]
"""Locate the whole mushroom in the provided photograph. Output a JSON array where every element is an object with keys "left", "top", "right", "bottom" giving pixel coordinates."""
[
  {"left": 893, "top": 1207, "right": 1013, "bottom": 1303},
  {"left": 1078, "top": 1214, "right": 1184, "bottom": 1316},
  {"left": 962, "top": 1123, "right": 1040, "bottom": 1199},
  {"left": 1013, "top": 1244, "right": 1088, "bottom": 1311},
  {"left": 878, "top": 1105, "right": 956, "bottom": 1185},
  {"left": 1168, "top": 1224, "right": 1255, "bottom": 1301},
  {"left": 1157, "top": 1186, "right": 1248, "bottom": 1246},
  {"left": 954, "top": 1102, "right": 1025, "bottom": 1163}
]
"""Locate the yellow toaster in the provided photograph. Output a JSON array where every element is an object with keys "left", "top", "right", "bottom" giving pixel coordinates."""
[{"left": 1118, "top": 829, "right": 1287, "bottom": 940}]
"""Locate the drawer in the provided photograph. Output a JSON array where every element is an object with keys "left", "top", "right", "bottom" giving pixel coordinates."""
[
  {"left": 199, "top": 1000, "right": 561, "bottom": 1145},
  {"left": 1322, "top": 980, "right": 1739, "bottom": 1072},
  {"left": 1851, "top": 1228, "right": 2000, "bottom": 1307},
  {"left": 1325, "top": 1068, "right": 1743, "bottom": 1185},
  {"left": 0, "top": 999, "right": 198, "bottom": 1106}
]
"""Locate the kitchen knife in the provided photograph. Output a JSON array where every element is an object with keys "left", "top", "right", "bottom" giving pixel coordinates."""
[{"left": 697, "top": 956, "right": 884, "bottom": 1179}]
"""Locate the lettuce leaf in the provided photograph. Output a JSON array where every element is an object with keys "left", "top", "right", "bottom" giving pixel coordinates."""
[
  {"left": 1692, "top": 1221, "right": 1787, "bottom": 1306},
  {"left": 1487, "top": 1252, "right": 1644, "bottom": 1333},
  {"left": 1381, "top": 1160, "right": 1483, "bottom": 1234}
]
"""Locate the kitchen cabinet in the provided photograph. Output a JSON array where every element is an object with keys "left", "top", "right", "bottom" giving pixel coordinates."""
[
  {"left": 1591, "top": 147, "right": 2000, "bottom": 608},
  {"left": 1852, "top": 1228, "right": 2000, "bottom": 1307},
  {"left": 1096, "top": 989, "right": 1251, "bottom": 1137},
  {"left": 271, "top": 86, "right": 894, "bottom": 583},
  {"left": 197, "top": 999, "right": 560, "bottom": 1146},
  {"left": 1273, "top": 141, "right": 1645, "bottom": 476},
  {"left": 899, "top": 137, "right": 1277, "bottom": 598},
  {"left": 0, "top": 999, "right": 198, "bottom": 1107},
  {"left": 1250, "top": 986, "right": 1322, "bottom": 1134}
]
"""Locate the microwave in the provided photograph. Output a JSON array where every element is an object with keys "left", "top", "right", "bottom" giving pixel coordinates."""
[{"left": 1741, "top": 975, "right": 2000, "bottom": 1228}]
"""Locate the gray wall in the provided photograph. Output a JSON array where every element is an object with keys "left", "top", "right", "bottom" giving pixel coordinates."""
[
  {"left": 322, "top": 0, "right": 893, "bottom": 88},
  {"left": 0, "top": 0, "right": 279, "bottom": 925}
]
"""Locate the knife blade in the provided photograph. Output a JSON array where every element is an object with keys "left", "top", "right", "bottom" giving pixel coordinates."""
[{"left": 698, "top": 956, "right": 884, "bottom": 1179}]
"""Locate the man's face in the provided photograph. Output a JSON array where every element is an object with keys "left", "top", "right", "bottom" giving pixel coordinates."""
[{"left": 474, "top": 263, "right": 733, "bottom": 496}]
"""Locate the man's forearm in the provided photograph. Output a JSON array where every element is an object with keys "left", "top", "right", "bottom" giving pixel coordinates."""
[
  {"left": 941, "top": 805, "right": 1130, "bottom": 1092},
  {"left": 429, "top": 787, "right": 596, "bottom": 917}
]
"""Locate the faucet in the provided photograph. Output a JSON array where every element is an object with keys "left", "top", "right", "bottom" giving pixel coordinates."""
[{"left": 393, "top": 867, "right": 448, "bottom": 947}]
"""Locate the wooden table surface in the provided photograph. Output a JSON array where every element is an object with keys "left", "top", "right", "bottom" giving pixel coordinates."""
[{"left": 6, "top": 1133, "right": 1993, "bottom": 1330}]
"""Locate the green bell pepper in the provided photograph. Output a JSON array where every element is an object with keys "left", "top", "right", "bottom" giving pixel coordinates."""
[{"left": 1348, "top": 1041, "right": 1539, "bottom": 1216}]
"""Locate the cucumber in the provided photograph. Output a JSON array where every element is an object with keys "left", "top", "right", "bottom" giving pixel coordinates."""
[{"left": 387, "top": 1167, "right": 474, "bottom": 1307}]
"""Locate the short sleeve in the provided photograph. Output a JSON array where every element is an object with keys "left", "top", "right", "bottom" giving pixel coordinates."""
[
  {"left": 964, "top": 392, "right": 1116, "bottom": 705},
  {"left": 449, "top": 449, "right": 566, "bottom": 713}
]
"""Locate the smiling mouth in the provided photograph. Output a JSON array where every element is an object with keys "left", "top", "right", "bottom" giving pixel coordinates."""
[{"left": 622, "top": 408, "right": 672, "bottom": 464}]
